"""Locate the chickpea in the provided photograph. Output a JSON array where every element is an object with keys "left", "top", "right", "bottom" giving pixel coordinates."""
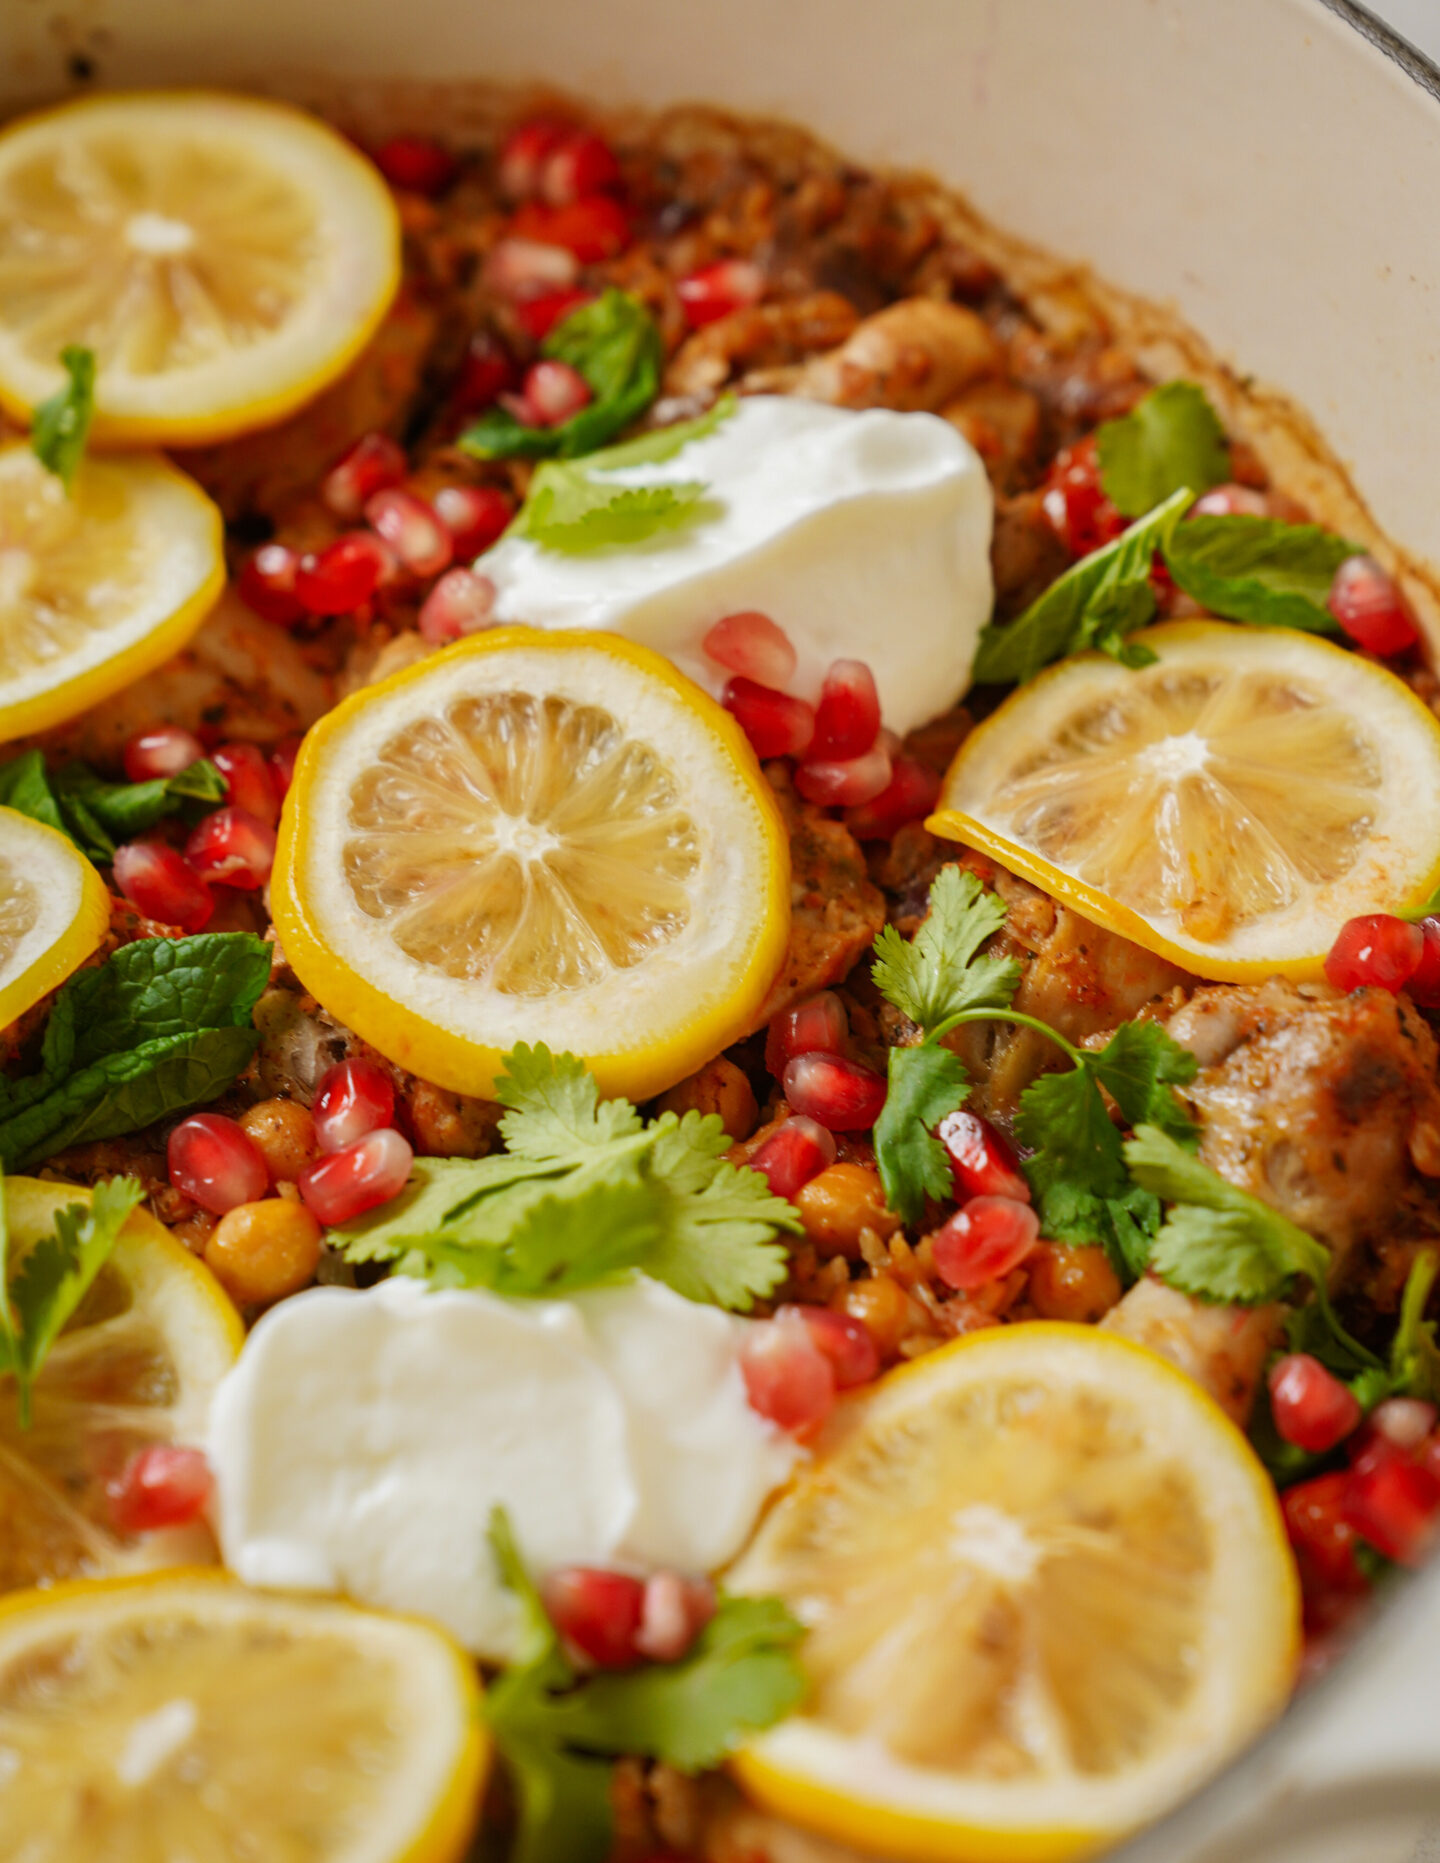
[
  {"left": 656, "top": 1056, "right": 758, "bottom": 1142},
  {"left": 1026, "top": 1242, "right": 1122, "bottom": 1324},
  {"left": 239, "top": 1098, "right": 318, "bottom": 1184},
  {"left": 795, "top": 1164, "right": 899, "bottom": 1259},
  {"left": 834, "top": 1274, "right": 913, "bottom": 1361},
  {"left": 205, "top": 1197, "right": 322, "bottom": 1307}
]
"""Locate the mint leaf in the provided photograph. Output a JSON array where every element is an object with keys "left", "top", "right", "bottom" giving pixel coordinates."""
[
  {"left": 1162, "top": 515, "right": 1357, "bottom": 633},
  {"left": 973, "top": 488, "right": 1192, "bottom": 684},
  {"left": 6, "top": 1177, "right": 142, "bottom": 1425},
  {"left": 0, "top": 751, "right": 70, "bottom": 840},
  {"left": 30, "top": 346, "right": 95, "bottom": 492},
  {"left": 0, "top": 751, "right": 225, "bottom": 862},
  {"left": 874, "top": 1044, "right": 969, "bottom": 1225},
  {"left": 460, "top": 290, "right": 662, "bottom": 461},
  {"left": 871, "top": 866, "right": 1018, "bottom": 1034},
  {"left": 1095, "top": 382, "right": 1230, "bottom": 517}
]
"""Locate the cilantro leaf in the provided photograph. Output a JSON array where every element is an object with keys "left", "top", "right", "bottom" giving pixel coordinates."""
[
  {"left": 496, "top": 1044, "right": 645, "bottom": 1157},
  {"left": 1162, "top": 515, "right": 1357, "bottom": 633},
  {"left": 460, "top": 290, "right": 662, "bottom": 461},
  {"left": 416, "top": 1173, "right": 665, "bottom": 1298},
  {"left": 1095, "top": 381, "right": 1230, "bottom": 517},
  {"left": 644, "top": 1129, "right": 794, "bottom": 1310},
  {"left": 0, "top": 750, "right": 225, "bottom": 862},
  {"left": 577, "top": 395, "right": 736, "bottom": 469},
  {"left": 871, "top": 866, "right": 1018, "bottom": 1034},
  {"left": 0, "top": 935, "right": 270, "bottom": 1171},
  {"left": 3, "top": 1177, "right": 142, "bottom": 1425},
  {"left": 1124, "top": 1123, "right": 1331, "bottom": 1303},
  {"left": 874, "top": 1043, "right": 969, "bottom": 1225},
  {"left": 30, "top": 346, "right": 95, "bottom": 492},
  {"left": 1084, "top": 1020, "right": 1198, "bottom": 1142},
  {"left": 1388, "top": 1248, "right": 1440, "bottom": 1403},
  {"left": 973, "top": 487, "right": 1192, "bottom": 684}
]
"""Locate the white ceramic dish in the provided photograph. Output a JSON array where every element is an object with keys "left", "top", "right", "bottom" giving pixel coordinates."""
[{"left": 4, "top": 2, "right": 1440, "bottom": 1856}]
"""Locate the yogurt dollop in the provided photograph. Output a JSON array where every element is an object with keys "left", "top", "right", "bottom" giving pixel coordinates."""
[
  {"left": 208, "top": 1274, "right": 796, "bottom": 1661},
  {"left": 479, "top": 395, "right": 994, "bottom": 735}
]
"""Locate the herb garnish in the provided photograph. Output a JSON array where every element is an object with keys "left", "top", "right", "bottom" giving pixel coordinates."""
[
  {"left": 484, "top": 1507, "right": 805, "bottom": 1863},
  {"left": 0, "top": 748, "right": 225, "bottom": 864},
  {"left": 329, "top": 1042, "right": 799, "bottom": 1310},
  {"left": 1095, "top": 380, "right": 1230, "bottom": 516},
  {"left": 1163, "top": 514, "right": 1355, "bottom": 634},
  {"left": 30, "top": 345, "right": 96, "bottom": 492}
]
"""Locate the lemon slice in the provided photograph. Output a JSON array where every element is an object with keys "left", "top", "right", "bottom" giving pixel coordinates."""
[
  {"left": 0, "top": 90, "right": 400, "bottom": 445},
  {"left": 0, "top": 807, "right": 109, "bottom": 1027},
  {"left": 0, "top": 441, "right": 224, "bottom": 741},
  {"left": 931, "top": 620, "right": 1440, "bottom": 979},
  {"left": 0, "top": 1570, "right": 485, "bottom": 1862},
  {"left": 728, "top": 1322, "right": 1299, "bottom": 1863},
  {"left": 272, "top": 627, "right": 791, "bottom": 1102},
  {"left": 0, "top": 1178, "right": 243, "bottom": 1595}
]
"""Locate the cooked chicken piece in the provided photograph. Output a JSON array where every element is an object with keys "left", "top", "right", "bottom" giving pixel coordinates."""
[
  {"left": 38, "top": 589, "right": 332, "bottom": 766},
  {"left": 754, "top": 765, "right": 887, "bottom": 1027},
  {"left": 1101, "top": 1278, "right": 1281, "bottom": 1426},
  {"left": 789, "top": 297, "right": 1000, "bottom": 413},
  {"left": 939, "top": 379, "right": 1041, "bottom": 489},
  {"left": 1165, "top": 979, "right": 1440, "bottom": 1276},
  {"left": 172, "top": 291, "right": 439, "bottom": 524},
  {"left": 663, "top": 292, "right": 860, "bottom": 399}
]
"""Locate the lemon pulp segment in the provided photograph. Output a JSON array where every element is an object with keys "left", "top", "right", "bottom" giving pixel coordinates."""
[{"left": 0, "top": 807, "right": 110, "bottom": 1027}]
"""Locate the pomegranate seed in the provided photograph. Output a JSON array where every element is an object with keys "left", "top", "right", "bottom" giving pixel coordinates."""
[
  {"left": 106, "top": 1444, "right": 214, "bottom": 1534},
  {"left": 1344, "top": 1448, "right": 1440, "bottom": 1565},
  {"left": 1422, "top": 1432, "right": 1440, "bottom": 1488},
  {"left": 1040, "top": 436, "right": 1125, "bottom": 558},
  {"left": 539, "top": 129, "right": 622, "bottom": 205},
  {"left": 795, "top": 740, "right": 893, "bottom": 809},
  {"left": 746, "top": 1116, "right": 837, "bottom": 1200},
  {"left": 1283, "top": 1472, "right": 1369, "bottom": 1591},
  {"left": 454, "top": 330, "right": 517, "bottom": 412},
  {"left": 294, "top": 532, "right": 392, "bottom": 616},
  {"left": 320, "top": 431, "right": 407, "bottom": 520},
  {"left": 722, "top": 677, "right": 815, "bottom": 759},
  {"left": 1324, "top": 913, "right": 1423, "bottom": 994},
  {"left": 1408, "top": 918, "right": 1440, "bottom": 1006},
  {"left": 739, "top": 1310, "right": 836, "bottom": 1434},
  {"left": 937, "top": 1109, "right": 1031, "bottom": 1204},
  {"left": 677, "top": 259, "right": 766, "bottom": 330},
  {"left": 122, "top": 725, "right": 205, "bottom": 784},
  {"left": 364, "top": 488, "right": 453, "bottom": 578},
  {"left": 510, "top": 196, "right": 631, "bottom": 263},
  {"left": 211, "top": 741, "right": 279, "bottom": 827},
  {"left": 237, "top": 542, "right": 306, "bottom": 627},
  {"left": 497, "top": 119, "right": 569, "bottom": 200},
  {"left": 1191, "top": 483, "right": 1271, "bottom": 518},
  {"left": 1328, "top": 554, "right": 1419, "bottom": 656},
  {"left": 634, "top": 1572, "right": 716, "bottom": 1663},
  {"left": 515, "top": 359, "right": 593, "bottom": 428},
  {"left": 514, "top": 288, "right": 592, "bottom": 342},
  {"left": 185, "top": 807, "right": 276, "bottom": 891},
  {"left": 168, "top": 1113, "right": 270, "bottom": 1214},
  {"left": 375, "top": 135, "right": 458, "bottom": 196},
  {"left": 765, "top": 992, "right": 848, "bottom": 1079},
  {"left": 299, "top": 1127, "right": 413, "bottom": 1225},
  {"left": 810, "top": 660, "right": 881, "bottom": 762},
  {"left": 270, "top": 736, "right": 302, "bottom": 802},
  {"left": 543, "top": 1566, "right": 645, "bottom": 1669},
  {"left": 432, "top": 484, "right": 513, "bottom": 558},
  {"left": 484, "top": 236, "right": 580, "bottom": 301},
  {"left": 782, "top": 1304, "right": 880, "bottom": 1390},
  {"left": 419, "top": 568, "right": 497, "bottom": 644},
  {"left": 1268, "top": 1354, "right": 1363, "bottom": 1453},
  {"left": 783, "top": 1052, "right": 887, "bottom": 1132},
  {"left": 931, "top": 1195, "right": 1040, "bottom": 1291},
  {"left": 313, "top": 1057, "right": 397, "bottom": 1155},
  {"left": 703, "top": 611, "right": 796, "bottom": 689},
  {"left": 844, "top": 755, "right": 940, "bottom": 841},
  {"left": 112, "top": 841, "right": 213, "bottom": 933},
  {"left": 1370, "top": 1397, "right": 1438, "bottom": 1449}
]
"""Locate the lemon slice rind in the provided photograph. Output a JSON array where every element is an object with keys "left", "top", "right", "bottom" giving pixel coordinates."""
[
  {"left": 931, "top": 621, "right": 1440, "bottom": 981},
  {"left": 272, "top": 627, "right": 791, "bottom": 1103},
  {"left": 0, "top": 1569, "right": 485, "bottom": 1863},
  {"left": 729, "top": 1323, "right": 1299, "bottom": 1863},
  {"left": 0, "top": 90, "right": 401, "bottom": 446},
  {"left": 0, "top": 443, "right": 224, "bottom": 742},
  {"left": 0, "top": 808, "right": 110, "bottom": 1027}
]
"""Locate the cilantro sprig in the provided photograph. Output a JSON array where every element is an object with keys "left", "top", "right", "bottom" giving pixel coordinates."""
[
  {"left": 30, "top": 346, "right": 96, "bottom": 493},
  {"left": 485, "top": 1507, "right": 805, "bottom": 1863},
  {"left": 0, "top": 748, "right": 225, "bottom": 864},
  {"left": 329, "top": 1043, "right": 799, "bottom": 1310},
  {"left": 0, "top": 1174, "right": 142, "bottom": 1425}
]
